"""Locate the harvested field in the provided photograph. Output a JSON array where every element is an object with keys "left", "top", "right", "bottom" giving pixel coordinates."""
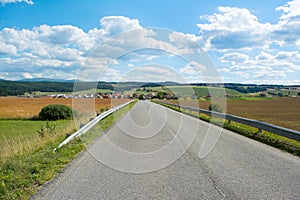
[
  {"left": 162, "top": 97, "right": 300, "bottom": 131},
  {"left": 0, "top": 97, "right": 128, "bottom": 119}
]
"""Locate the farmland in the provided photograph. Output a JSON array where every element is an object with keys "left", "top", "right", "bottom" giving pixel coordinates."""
[
  {"left": 0, "top": 97, "right": 129, "bottom": 159},
  {"left": 161, "top": 97, "right": 300, "bottom": 132},
  {"left": 0, "top": 97, "right": 127, "bottom": 119}
]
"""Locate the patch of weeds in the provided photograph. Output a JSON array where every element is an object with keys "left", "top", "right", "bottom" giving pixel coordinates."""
[{"left": 36, "top": 121, "right": 56, "bottom": 137}]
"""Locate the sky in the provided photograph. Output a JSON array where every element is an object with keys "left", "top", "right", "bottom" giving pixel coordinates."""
[{"left": 0, "top": 0, "right": 300, "bottom": 84}]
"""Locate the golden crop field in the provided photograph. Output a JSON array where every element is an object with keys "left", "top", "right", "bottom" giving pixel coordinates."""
[
  {"left": 164, "top": 97, "right": 300, "bottom": 131},
  {"left": 0, "top": 97, "right": 128, "bottom": 119}
]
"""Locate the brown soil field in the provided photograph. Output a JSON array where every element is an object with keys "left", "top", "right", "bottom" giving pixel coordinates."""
[
  {"left": 0, "top": 97, "right": 128, "bottom": 119},
  {"left": 164, "top": 97, "right": 300, "bottom": 131}
]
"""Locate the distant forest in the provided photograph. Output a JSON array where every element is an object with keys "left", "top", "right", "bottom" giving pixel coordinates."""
[
  {"left": 0, "top": 80, "right": 113, "bottom": 96},
  {"left": 0, "top": 79, "right": 298, "bottom": 96}
]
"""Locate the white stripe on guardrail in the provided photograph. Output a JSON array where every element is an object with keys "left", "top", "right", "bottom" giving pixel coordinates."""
[{"left": 54, "top": 100, "right": 135, "bottom": 151}]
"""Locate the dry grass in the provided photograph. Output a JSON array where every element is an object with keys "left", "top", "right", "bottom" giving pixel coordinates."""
[
  {"left": 163, "top": 97, "right": 300, "bottom": 131},
  {"left": 0, "top": 97, "right": 128, "bottom": 119}
]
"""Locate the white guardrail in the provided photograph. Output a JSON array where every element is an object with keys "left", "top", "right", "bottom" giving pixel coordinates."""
[
  {"left": 153, "top": 101, "right": 300, "bottom": 142},
  {"left": 54, "top": 100, "right": 135, "bottom": 151}
]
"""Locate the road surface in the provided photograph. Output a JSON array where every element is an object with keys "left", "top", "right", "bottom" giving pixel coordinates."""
[{"left": 33, "top": 101, "right": 300, "bottom": 200}]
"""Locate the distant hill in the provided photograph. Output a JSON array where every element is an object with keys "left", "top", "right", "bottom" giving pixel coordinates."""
[
  {"left": 0, "top": 78, "right": 299, "bottom": 97},
  {"left": 18, "top": 78, "right": 76, "bottom": 82},
  {"left": 0, "top": 80, "right": 113, "bottom": 96}
]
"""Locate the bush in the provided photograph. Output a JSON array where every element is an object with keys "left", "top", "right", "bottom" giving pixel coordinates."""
[
  {"left": 208, "top": 104, "right": 223, "bottom": 113},
  {"left": 139, "top": 94, "right": 145, "bottom": 100},
  {"left": 39, "top": 104, "right": 74, "bottom": 120}
]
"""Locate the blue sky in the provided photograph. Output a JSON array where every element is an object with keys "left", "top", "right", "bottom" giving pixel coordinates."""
[{"left": 0, "top": 0, "right": 299, "bottom": 84}]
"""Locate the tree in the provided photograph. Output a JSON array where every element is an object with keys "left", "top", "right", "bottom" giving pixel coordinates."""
[
  {"left": 39, "top": 104, "right": 74, "bottom": 120},
  {"left": 209, "top": 104, "right": 223, "bottom": 113},
  {"left": 138, "top": 94, "right": 145, "bottom": 100},
  {"left": 278, "top": 92, "right": 283, "bottom": 97}
]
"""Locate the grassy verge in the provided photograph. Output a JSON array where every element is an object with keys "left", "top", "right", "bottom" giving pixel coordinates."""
[
  {"left": 0, "top": 120, "right": 75, "bottom": 160},
  {"left": 0, "top": 101, "right": 136, "bottom": 200},
  {"left": 154, "top": 101, "right": 300, "bottom": 156}
]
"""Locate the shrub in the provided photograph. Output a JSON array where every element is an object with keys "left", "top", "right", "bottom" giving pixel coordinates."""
[
  {"left": 139, "top": 94, "right": 145, "bottom": 100},
  {"left": 39, "top": 104, "right": 74, "bottom": 120},
  {"left": 209, "top": 104, "right": 223, "bottom": 113}
]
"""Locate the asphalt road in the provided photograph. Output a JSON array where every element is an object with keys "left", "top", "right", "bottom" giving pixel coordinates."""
[{"left": 33, "top": 101, "right": 300, "bottom": 200}]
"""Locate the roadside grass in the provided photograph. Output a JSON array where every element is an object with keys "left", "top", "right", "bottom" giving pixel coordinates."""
[
  {"left": 0, "top": 101, "right": 136, "bottom": 200},
  {"left": 0, "top": 120, "right": 75, "bottom": 160},
  {"left": 154, "top": 102, "right": 300, "bottom": 156}
]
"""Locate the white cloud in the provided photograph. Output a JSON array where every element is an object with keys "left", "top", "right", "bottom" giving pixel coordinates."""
[
  {"left": 198, "top": 7, "right": 264, "bottom": 33},
  {"left": 276, "top": 0, "right": 300, "bottom": 21},
  {"left": 22, "top": 72, "right": 32, "bottom": 78},
  {"left": 197, "top": 6, "right": 273, "bottom": 50},
  {"left": 168, "top": 32, "right": 201, "bottom": 52},
  {"left": 99, "top": 16, "right": 143, "bottom": 37},
  {"left": 120, "top": 65, "right": 186, "bottom": 83},
  {"left": 0, "top": 0, "right": 33, "bottom": 5},
  {"left": 273, "top": 0, "right": 300, "bottom": 46},
  {"left": 220, "top": 52, "right": 249, "bottom": 63},
  {"left": 276, "top": 51, "right": 299, "bottom": 59},
  {"left": 0, "top": 41, "right": 17, "bottom": 55},
  {"left": 179, "top": 61, "right": 206, "bottom": 75},
  {"left": 255, "top": 51, "right": 274, "bottom": 61},
  {"left": 196, "top": 2, "right": 300, "bottom": 50},
  {"left": 0, "top": 7, "right": 299, "bottom": 85}
]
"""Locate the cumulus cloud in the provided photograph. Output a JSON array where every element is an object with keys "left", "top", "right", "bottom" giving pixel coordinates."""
[
  {"left": 220, "top": 53, "right": 249, "bottom": 63},
  {"left": 179, "top": 61, "right": 206, "bottom": 75},
  {"left": 99, "top": 16, "right": 143, "bottom": 37},
  {"left": 195, "top": 1, "right": 300, "bottom": 83},
  {"left": 197, "top": 1, "right": 300, "bottom": 50},
  {"left": 120, "top": 65, "right": 186, "bottom": 83},
  {"left": 0, "top": 41, "right": 17, "bottom": 55},
  {"left": 197, "top": 6, "right": 273, "bottom": 50},
  {"left": 0, "top": 16, "right": 156, "bottom": 80},
  {"left": 276, "top": 0, "right": 300, "bottom": 21},
  {"left": 1, "top": 3, "right": 299, "bottom": 84},
  {"left": 273, "top": 0, "right": 300, "bottom": 46},
  {"left": 0, "top": 0, "right": 33, "bottom": 5}
]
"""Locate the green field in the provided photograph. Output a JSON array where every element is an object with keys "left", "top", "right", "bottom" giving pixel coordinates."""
[{"left": 150, "top": 86, "right": 244, "bottom": 97}]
